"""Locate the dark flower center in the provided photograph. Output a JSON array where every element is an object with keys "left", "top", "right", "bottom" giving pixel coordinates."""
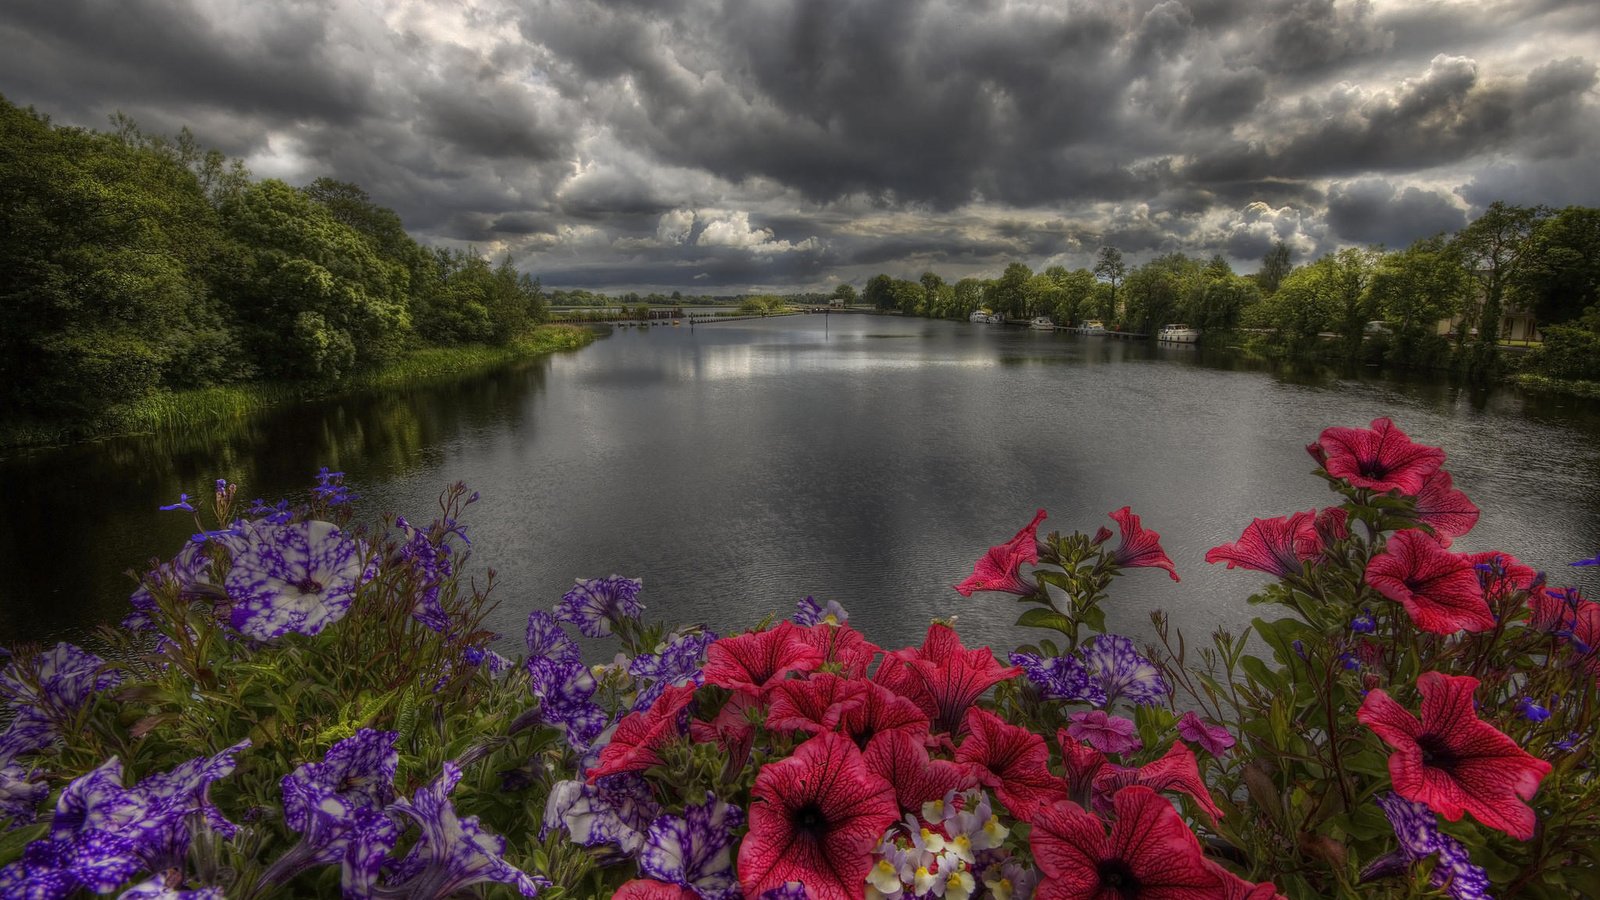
[
  {"left": 1417, "top": 734, "right": 1459, "bottom": 769},
  {"left": 1098, "top": 859, "right": 1142, "bottom": 896},
  {"left": 296, "top": 577, "right": 324, "bottom": 594},
  {"left": 793, "top": 802, "right": 828, "bottom": 836},
  {"left": 1359, "top": 459, "right": 1389, "bottom": 478}
]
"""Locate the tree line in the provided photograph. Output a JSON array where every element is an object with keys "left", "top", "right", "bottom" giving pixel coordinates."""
[
  {"left": 0, "top": 96, "right": 549, "bottom": 420},
  {"left": 851, "top": 202, "right": 1600, "bottom": 377}
]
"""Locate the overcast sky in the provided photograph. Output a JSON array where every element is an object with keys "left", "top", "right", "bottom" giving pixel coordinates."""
[{"left": 3, "top": 0, "right": 1597, "bottom": 292}]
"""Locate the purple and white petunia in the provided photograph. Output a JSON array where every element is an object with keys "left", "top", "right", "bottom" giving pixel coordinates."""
[
  {"left": 1081, "top": 634, "right": 1169, "bottom": 707},
  {"left": 637, "top": 793, "right": 746, "bottom": 900},
  {"left": 0, "top": 643, "right": 120, "bottom": 758},
  {"left": 757, "top": 884, "right": 812, "bottom": 900},
  {"left": 340, "top": 806, "right": 401, "bottom": 899},
  {"left": 792, "top": 596, "right": 850, "bottom": 627},
  {"left": 386, "top": 762, "right": 547, "bottom": 898},
  {"left": 127, "top": 543, "right": 219, "bottom": 626},
  {"left": 525, "top": 610, "right": 582, "bottom": 689},
  {"left": 542, "top": 774, "right": 662, "bottom": 859},
  {"left": 1, "top": 755, "right": 50, "bottom": 827},
  {"left": 1365, "top": 793, "right": 1491, "bottom": 900},
  {"left": 275, "top": 729, "right": 399, "bottom": 874},
  {"left": 52, "top": 741, "right": 251, "bottom": 872},
  {"left": 556, "top": 575, "right": 645, "bottom": 638},
  {"left": 116, "top": 873, "right": 227, "bottom": 899},
  {"left": 226, "top": 521, "right": 374, "bottom": 640},
  {"left": 630, "top": 629, "right": 717, "bottom": 713},
  {"left": 1008, "top": 652, "right": 1106, "bottom": 706},
  {"left": 0, "top": 830, "right": 143, "bottom": 898}
]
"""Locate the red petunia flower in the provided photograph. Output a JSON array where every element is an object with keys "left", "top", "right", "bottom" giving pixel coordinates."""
[
  {"left": 587, "top": 683, "right": 697, "bottom": 782},
  {"left": 1310, "top": 506, "right": 1350, "bottom": 554},
  {"left": 1205, "top": 511, "right": 1317, "bottom": 577},
  {"left": 689, "top": 691, "right": 761, "bottom": 773},
  {"left": 1030, "top": 787, "right": 1223, "bottom": 900},
  {"left": 1056, "top": 731, "right": 1109, "bottom": 805},
  {"left": 840, "top": 680, "right": 931, "bottom": 749},
  {"left": 768, "top": 674, "right": 869, "bottom": 736},
  {"left": 613, "top": 880, "right": 695, "bottom": 900},
  {"left": 956, "top": 706, "right": 1069, "bottom": 821},
  {"left": 1357, "top": 671, "right": 1553, "bottom": 840},
  {"left": 794, "top": 623, "right": 881, "bottom": 679},
  {"left": 1091, "top": 741, "right": 1225, "bottom": 824},
  {"left": 900, "top": 624, "right": 1021, "bottom": 735},
  {"left": 702, "top": 621, "right": 825, "bottom": 698},
  {"left": 863, "top": 728, "right": 979, "bottom": 814},
  {"left": 1314, "top": 417, "right": 1446, "bottom": 495},
  {"left": 1205, "top": 862, "right": 1287, "bottom": 900},
  {"left": 1365, "top": 530, "right": 1494, "bottom": 634},
  {"left": 738, "top": 732, "right": 899, "bottom": 900},
  {"left": 1411, "top": 470, "right": 1480, "bottom": 548},
  {"left": 1464, "top": 550, "right": 1539, "bottom": 596},
  {"left": 955, "top": 509, "right": 1047, "bottom": 596},
  {"left": 1108, "top": 507, "right": 1179, "bottom": 582}
]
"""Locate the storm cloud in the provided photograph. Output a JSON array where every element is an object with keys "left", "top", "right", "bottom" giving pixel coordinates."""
[{"left": 2, "top": 0, "right": 1595, "bottom": 291}]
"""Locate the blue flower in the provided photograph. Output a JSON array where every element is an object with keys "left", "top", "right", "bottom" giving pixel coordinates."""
[
  {"left": 159, "top": 493, "right": 195, "bottom": 513},
  {"left": 117, "top": 873, "right": 227, "bottom": 899},
  {"left": 0, "top": 643, "right": 120, "bottom": 759},
  {"left": 1570, "top": 552, "right": 1600, "bottom": 568},
  {"left": 386, "top": 762, "right": 547, "bottom": 898},
  {"left": 1081, "top": 634, "right": 1168, "bottom": 707},
  {"left": 0, "top": 830, "right": 143, "bottom": 898},
  {"left": 1008, "top": 651, "right": 1106, "bottom": 706},
  {"left": 0, "top": 756, "right": 49, "bottom": 827},
  {"left": 556, "top": 575, "right": 644, "bottom": 638},
  {"left": 276, "top": 730, "right": 398, "bottom": 872},
  {"left": 637, "top": 793, "right": 746, "bottom": 900},
  {"left": 1350, "top": 609, "right": 1377, "bottom": 634},
  {"left": 1516, "top": 696, "right": 1552, "bottom": 722},
  {"left": 1365, "top": 793, "right": 1490, "bottom": 900}
]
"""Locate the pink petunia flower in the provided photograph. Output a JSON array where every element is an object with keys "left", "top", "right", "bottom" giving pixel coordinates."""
[
  {"left": 895, "top": 624, "right": 1021, "bottom": 735},
  {"left": 1107, "top": 507, "right": 1179, "bottom": 582},
  {"left": 839, "top": 680, "right": 931, "bottom": 750},
  {"left": 862, "top": 728, "right": 980, "bottom": 815},
  {"left": 1357, "top": 671, "right": 1553, "bottom": 840},
  {"left": 1205, "top": 511, "right": 1318, "bottom": 577},
  {"left": 586, "top": 684, "right": 697, "bottom": 783},
  {"left": 767, "top": 674, "right": 868, "bottom": 736},
  {"left": 1090, "top": 741, "right": 1226, "bottom": 824},
  {"left": 737, "top": 732, "right": 899, "bottom": 900},
  {"left": 1029, "top": 787, "right": 1224, "bottom": 900},
  {"left": 954, "top": 509, "right": 1047, "bottom": 597},
  {"left": 1065, "top": 710, "right": 1141, "bottom": 755},
  {"left": 1314, "top": 417, "right": 1446, "bottom": 495},
  {"left": 1410, "top": 470, "right": 1480, "bottom": 548},
  {"left": 1365, "top": 531, "right": 1494, "bottom": 635},
  {"left": 955, "top": 707, "right": 1070, "bottom": 822},
  {"left": 1176, "top": 711, "right": 1236, "bottom": 756},
  {"left": 701, "top": 622, "right": 824, "bottom": 699}
]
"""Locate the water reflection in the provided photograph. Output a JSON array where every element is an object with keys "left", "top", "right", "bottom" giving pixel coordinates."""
[{"left": 3, "top": 318, "right": 1598, "bottom": 655}]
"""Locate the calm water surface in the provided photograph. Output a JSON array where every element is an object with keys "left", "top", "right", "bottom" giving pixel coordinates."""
[{"left": 4, "top": 315, "right": 1599, "bottom": 653}]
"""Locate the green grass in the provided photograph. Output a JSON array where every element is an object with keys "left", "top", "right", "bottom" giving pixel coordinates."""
[
  {"left": 0, "top": 325, "right": 596, "bottom": 450},
  {"left": 1513, "top": 373, "right": 1600, "bottom": 399}
]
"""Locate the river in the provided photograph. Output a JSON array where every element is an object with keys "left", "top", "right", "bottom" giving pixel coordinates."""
[{"left": 3, "top": 314, "right": 1598, "bottom": 655}]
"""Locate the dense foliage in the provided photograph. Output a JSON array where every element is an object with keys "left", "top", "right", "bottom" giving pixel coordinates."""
[
  {"left": 0, "top": 96, "right": 548, "bottom": 420},
  {"left": 853, "top": 204, "right": 1600, "bottom": 381},
  {"left": 2, "top": 418, "right": 1596, "bottom": 898}
]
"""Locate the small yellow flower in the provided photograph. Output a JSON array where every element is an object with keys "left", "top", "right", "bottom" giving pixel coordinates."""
[{"left": 945, "top": 869, "right": 977, "bottom": 900}]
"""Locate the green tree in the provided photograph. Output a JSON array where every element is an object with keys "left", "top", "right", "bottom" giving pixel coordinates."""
[
  {"left": 1324, "top": 247, "right": 1383, "bottom": 357},
  {"left": 1123, "top": 254, "right": 1200, "bottom": 334},
  {"left": 1453, "top": 202, "right": 1545, "bottom": 350},
  {"left": 1093, "top": 247, "right": 1126, "bottom": 321},
  {"left": 953, "top": 278, "right": 986, "bottom": 319},
  {"left": 1256, "top": 241, "right": 1292, "bottom": 296},
  {"left": 831, "top": 283, "right": 858, "bottom": 305},
  {"left": 219, "top": 179, "right": 411, "bottom": 378},
  {"left": 1515, "top": 206, "right": 1600, "bottom": 328},
  {"left": 985, "top": 262, "right": 1033, "bottom": 320},
  {"left": 864, "top": 273, "right": 896, "bottom": 310},
  {"left": 1369, "top": 237, "right": 1469, "bottom": 366}
]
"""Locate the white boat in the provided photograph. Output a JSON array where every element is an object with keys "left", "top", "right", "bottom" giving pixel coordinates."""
[
  {"left": 969, "top": 310, "right": 992, "bottom": 323},
  {"left": 1080, "top": 319, "right": 1107, "bottom": 335},
  {"left": 1158, "top": 323, "right": 1200, "bottom": 343},
  {"left": 1030, "top": 316, "right": 1056, "bottom": 331},
  {"left": 987, "top": 312, "right": 1006, "bottom": 325}
]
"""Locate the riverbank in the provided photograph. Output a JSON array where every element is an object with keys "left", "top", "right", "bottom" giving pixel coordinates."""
[{"left": 0, "top": 325, "right": 596, "bottom": 451}]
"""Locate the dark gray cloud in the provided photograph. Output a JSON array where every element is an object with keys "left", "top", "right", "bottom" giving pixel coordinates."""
[{"left": 1, "top": 0, "right": 1596, "bottom": 290}]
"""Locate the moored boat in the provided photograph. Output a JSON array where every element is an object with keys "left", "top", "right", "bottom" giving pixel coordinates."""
[
  {"left": 1030, "top": 316, "right": 1056, "bottom": 330},
  {"left": 1158, "top": 323, "right": 1200, "bottom": 343},
  {"left": 1080, "top": 319, "right": 1107, "bottom": 335}
]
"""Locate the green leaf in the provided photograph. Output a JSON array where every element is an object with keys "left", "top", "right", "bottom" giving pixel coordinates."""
[
  {"left": 1015, "top": 608, "right": 1075, "bottom": 637},
  {"left": 0, "top": 821, "right": 47, "bottom": 866}
]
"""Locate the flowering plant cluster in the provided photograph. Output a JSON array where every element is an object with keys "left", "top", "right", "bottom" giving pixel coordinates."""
[{"left": 0, "top": 418, "right": 1595, "bottom": 898}]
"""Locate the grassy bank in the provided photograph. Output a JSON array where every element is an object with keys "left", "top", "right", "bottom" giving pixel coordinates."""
[
  {"left": 1513, "top": 373, "right": 1600, "bottom": 399},
  {"left": 0, "top": 325, "right": 596, "bottom": 450}
]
